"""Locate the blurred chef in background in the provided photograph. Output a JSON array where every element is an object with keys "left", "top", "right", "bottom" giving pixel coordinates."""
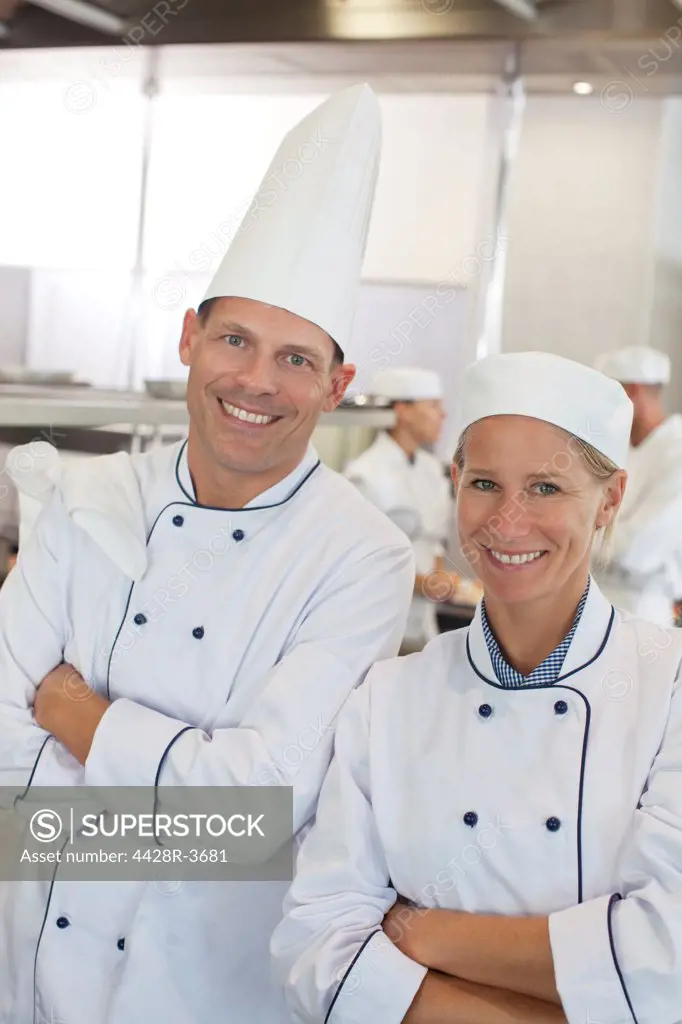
[
  {"left": 0, "top": 445, "right": 18, "bottom": 581},
  {"left": 593, "top": 345, "right": 682, "bottom": 625},
  {"left": 344, "top": 366, "right": 459, "bottom": 652}
]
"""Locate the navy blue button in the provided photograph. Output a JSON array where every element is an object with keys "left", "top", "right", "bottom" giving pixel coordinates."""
[
  {"left": 232, "top": 529, "right": 245, "bottom": 542},
  {"left": 554, "top": 700, "right": 568, "bottom": 716},
  {"left": 478, "top": 704, "right": 493, "bottom": 719},
  {"left": 117, "top": 938, "right": 125, "bottom": 951},
  {"left": 192, "top": 626, "right": 205, "bottom": 640},
  {"left": 172, "top": 515, "right": 184, "bottom": 527},
  {"left": 546, "top": 817, "right": 561, "bottom": 832},
  {"left": 133, "top": 613, "right": 147, "bottom": 626},
  {"left": 56, "top": 916, "right": 70, "bottom": 929},
  {"left": 463, "top": 811, "right": 478, "bottom": 828}
]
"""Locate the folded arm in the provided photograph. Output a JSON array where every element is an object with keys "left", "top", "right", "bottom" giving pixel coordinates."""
[
  {"left": 384, "top": 902, "right": 560, "bottom": 1004},
  {"left": 404, "top": 972, "right": 565, "bottom": 1024},
  {"left": 0, "top": 492, "right": 83, "bottom": 794}
]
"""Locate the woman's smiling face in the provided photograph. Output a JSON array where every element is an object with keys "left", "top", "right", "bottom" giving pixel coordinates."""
[{"left": 452, "top": 415, "right": 626, "bottom": 605}]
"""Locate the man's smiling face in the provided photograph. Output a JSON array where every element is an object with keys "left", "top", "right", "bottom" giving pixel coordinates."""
[{"left": 179, "top": 296, "right": 355, "bottom": 480}]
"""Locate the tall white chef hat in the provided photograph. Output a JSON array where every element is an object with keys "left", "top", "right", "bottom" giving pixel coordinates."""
[
  {"left": 371, "top": 366, "right": 443, "bottom": 401},
  {"left": 455, "top": 351, "right": 633, "bottom": 468},
  {"left": 202, "top": 83, "right": 381, "bottom": 358},
  {"left": 594, "top": 346, "right": 671, "bottom": 385}
]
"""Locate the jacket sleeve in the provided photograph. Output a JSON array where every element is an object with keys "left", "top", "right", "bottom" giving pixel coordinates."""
[
  {"left": 270, "top": 682, "right": 427, "bottom": 1024},
  {"left": 607, "top": 463, "right": 682, "bottom": 576},
  {"left": 549, "top": 667, "right": 682, "bottom": 1024},
  {"left": 344, "top": 471, "right": 383, "bottom": 510},
  {"left": 83, "top": 541, "right": 415, "bottom": 834},
  {"left": 0, "top": 492, "right": 84, "bottom": 799}
]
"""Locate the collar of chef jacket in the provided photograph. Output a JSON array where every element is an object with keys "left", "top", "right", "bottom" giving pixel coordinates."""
[
  {"left": 174, "top": 438, "right": 321, "bottom": 510},
  {"left": 634, "top": 412, "right": 682, "bottom": 458},
  {"left": 481, "top": 580, "right": 591, "bottom": 688},
  {"left": 375, "top": 430, "right": 432, "bottom": 469},
  {"left": 619, "top": 413, "right": 682, "bottom": 522},
  {"left": 467, "top": 575, "right": 614, "bottom": 690}
]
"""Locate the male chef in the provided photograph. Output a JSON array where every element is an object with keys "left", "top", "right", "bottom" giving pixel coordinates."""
[
  {"left": 594, "top": 344, "right": 682, "bottom": 624},
  {"left": 0, "top": 84, "right": 414, "bottom": 1024},
  {"left": 344, "top": 367, "right": 454, "bottom": 651}
]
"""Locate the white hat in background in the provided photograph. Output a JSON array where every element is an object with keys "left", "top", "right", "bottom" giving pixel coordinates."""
[
  {"left": 455, "top": 351, "right": 633, "bottom": 468},
  {"left": 202, "top": 83, "right": 381, "bottom": 357},
  {"left": 594, "top": 346, "right": 671, "bottom": 385},
  {"left": 371, "top": 366, "right": 443, "bottom": 401}
]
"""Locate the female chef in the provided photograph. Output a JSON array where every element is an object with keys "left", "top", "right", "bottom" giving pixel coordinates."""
[{"left": 271, "top": 350, "right": 682, "bottom": 1024}]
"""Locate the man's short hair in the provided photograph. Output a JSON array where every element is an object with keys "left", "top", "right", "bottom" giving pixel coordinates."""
[{"left": 196, "top": 298, "right": 344, "bottom": 365}]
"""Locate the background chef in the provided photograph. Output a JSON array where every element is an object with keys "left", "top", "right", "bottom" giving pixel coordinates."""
[
  {"left": 594, "top": 344, "right": 682, "bottom": 625},
  {"left": 0, "top": 84, "right": 415, "bottom": 1024},
  {"left": 344, "top": 366, "right": 463, "bottom": 652},
  {"left": 273, "top": 351, "right": 682, "bottom": 1024}
]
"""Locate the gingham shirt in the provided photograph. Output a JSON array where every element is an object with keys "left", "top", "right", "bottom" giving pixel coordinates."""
[{"left": 481, "top": 581, "right": 590, "bottom": 688}]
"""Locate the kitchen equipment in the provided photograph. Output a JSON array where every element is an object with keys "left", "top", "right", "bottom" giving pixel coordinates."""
[
  {"left": 338, "top": 393, "right": 391, "bottom": 408},
  {"left": 144, "top": 380, "right": 187, "bottom": 400},
  {"left": 0, "top": 367, "right": 77, "bottom": 385}
]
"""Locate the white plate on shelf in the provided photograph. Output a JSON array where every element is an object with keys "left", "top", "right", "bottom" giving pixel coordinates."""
[{"left": 0, "top": 367, "right": 77, "bottom": 385}]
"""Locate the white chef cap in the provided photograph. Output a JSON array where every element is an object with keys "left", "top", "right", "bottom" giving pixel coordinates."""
[
  {"left": 594, "top": 346, "right": 671, "bottom": 385},
  {"left": 370, "top": 366, "right": 442, "bottom": 401},
  {"left": 455, "top": 351, "right": 633, "bottom": 469},
  {"left": 203, "top": 84, "right": 381, "bottom": 358}
]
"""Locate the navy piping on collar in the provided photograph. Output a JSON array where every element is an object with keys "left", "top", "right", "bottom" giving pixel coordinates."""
[
  {"left": 324, "top": 929, "right": 381, "bottom": 1024},
  {"left": 174, "top": 439, "right": 322, "bottom": 509},
  {"left": 466, "top": 605, "right": 615, "bottom": 692},
  {"left": 465, "top": 606, "right": 614, "bottom": 905},
  {"left": 607, "top": 893, "right": 639, "bottom": 1024},
  {"left": 106, "top": 441, "right": 321, "bottom": 699},
  {"left": 105, "top": 439, "right": 318, "bottom": 698}
]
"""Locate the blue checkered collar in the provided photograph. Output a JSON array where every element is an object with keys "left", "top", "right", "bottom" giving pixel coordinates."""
[
  {"left": 481, "top": 581, "right": 590, "bottom": 687},
  {"left": 467, "top": 576, "right": 614, "bottom": 690}
]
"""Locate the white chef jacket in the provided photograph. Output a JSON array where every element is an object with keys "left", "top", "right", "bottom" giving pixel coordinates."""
[
  {"left": 272, "top": 579, "right": 682, "bottom": 1024},
  {"left": 595, "top": 414, "right": 682, "bottom": 626},
  {"left": 0, "top": 438, "right": 414, "bottom": 1024},
  {"left": 344, "top": 432, "right": 452, "bottom": 644}
]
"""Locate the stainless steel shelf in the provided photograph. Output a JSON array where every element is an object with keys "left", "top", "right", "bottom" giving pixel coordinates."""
[{"left": 0, "top": 388, "right": 395, "bottom": 430}]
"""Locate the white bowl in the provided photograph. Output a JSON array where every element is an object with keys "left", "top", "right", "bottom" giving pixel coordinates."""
[{"left": 144, "top": 379, "right": 187, "bottom": 400}]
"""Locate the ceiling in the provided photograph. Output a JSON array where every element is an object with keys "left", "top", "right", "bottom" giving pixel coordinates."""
[{"left": 1, "top": 0, "right": 682, "bottom": 94}]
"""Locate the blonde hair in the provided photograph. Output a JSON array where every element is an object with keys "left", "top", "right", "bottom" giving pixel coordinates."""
[{"left": 453, "top": 427, "right": 620, "bottom": 554}]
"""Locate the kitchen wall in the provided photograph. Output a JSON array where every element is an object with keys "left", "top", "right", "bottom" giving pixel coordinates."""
[
  {"left": 502, "top": 93, "right": 682, "bottom": 410},
  {"left": 0, "top": 47, "right": 680, "bottom": 411},
  {"left": 649, "top": 97, "right": 682, "bottom": 412},
  {"left": 503, "top": 94, "right": 663, "bottom": 362},
  {"left": 0, "top": 267, "right": 30, "bottom": 366}
]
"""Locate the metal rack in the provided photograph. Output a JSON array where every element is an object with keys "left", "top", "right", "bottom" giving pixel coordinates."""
[{"left": 0, "top": 385, "right": 395, "bottom": 454}]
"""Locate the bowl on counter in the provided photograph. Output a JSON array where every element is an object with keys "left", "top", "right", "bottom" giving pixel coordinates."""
[{"left": 144, "top": 380, "right": 187, "bottom": 400}]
